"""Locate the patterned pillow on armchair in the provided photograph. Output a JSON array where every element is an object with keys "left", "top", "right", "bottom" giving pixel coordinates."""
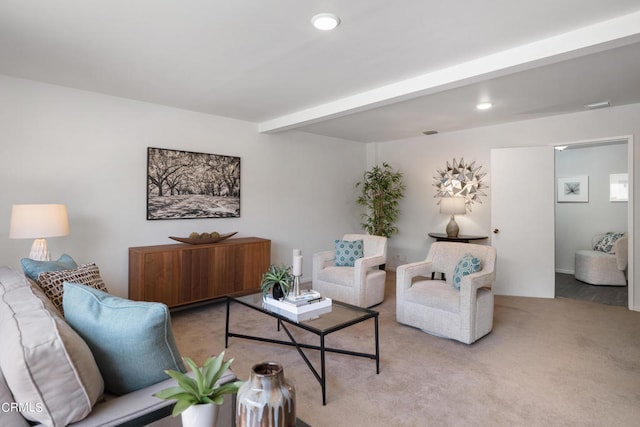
[
  {"left": 452, "top": 253, "right": 482, "bottom": 290},
  {"left": 593, "top": 232, "right": 625, "bottom": 254},
  {"left": 334, "top": 239, "right": 364, "bottom": 267}
]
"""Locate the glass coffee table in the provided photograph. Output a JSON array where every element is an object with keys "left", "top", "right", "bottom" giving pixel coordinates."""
[{"left": 225, "top": 292, "right": 379, "bottom": 405}]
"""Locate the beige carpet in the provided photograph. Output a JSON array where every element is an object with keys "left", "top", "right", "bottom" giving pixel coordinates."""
[{"left": 170, "top": 272, "right": 640, "bottom": 426}]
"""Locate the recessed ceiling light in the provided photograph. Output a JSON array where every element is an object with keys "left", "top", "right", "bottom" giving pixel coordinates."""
[
  {"left": 555, "top": 145, "right": 568, "bottom": 151},
  {"left": 476, "top": 102, "right": 493, "bottom": 111},
  {"left": 311, "top": 13, "right": 341, "bottom": 31}
]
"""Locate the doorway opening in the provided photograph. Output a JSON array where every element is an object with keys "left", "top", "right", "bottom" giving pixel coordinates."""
[{"left": 554, "top": 137, "right": 633, "bottom": 308}]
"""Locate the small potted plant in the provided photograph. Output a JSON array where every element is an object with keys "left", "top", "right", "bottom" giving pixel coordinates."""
[
  {"left": 260, "top": 264, "right": 293, "bottom": 300},
  {"left": 154, "top": 351, "right": 242, "bottom": 427}
]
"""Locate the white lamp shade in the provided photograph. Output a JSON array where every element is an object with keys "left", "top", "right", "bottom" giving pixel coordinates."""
[
  {"left": 440, "top": 197, "right": 466, "bottom": 215},
  {"left": 9, "top": 204, "right": 69, "bottom": 239}
]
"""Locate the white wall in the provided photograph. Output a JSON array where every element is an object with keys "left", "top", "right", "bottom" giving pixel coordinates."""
[
  {"left": 3, "top": 74, "right": 638, "bottom": 310},
  {"left": 376, "top": 103, "right": 639, "bottom": 310},
  {"left": 0, "top": 76, "right": 366, "bottom": 297},
  {"left": 555, "top": 143, "right": 628, "bottom": 273}
]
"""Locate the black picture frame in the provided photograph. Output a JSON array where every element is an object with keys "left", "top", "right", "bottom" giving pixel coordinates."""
[{"left": 146, "top": 147, "right": 241, "bottom": 220}]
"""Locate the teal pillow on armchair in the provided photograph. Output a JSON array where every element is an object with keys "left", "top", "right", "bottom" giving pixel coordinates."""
[
  {"left": 334, "top": 239, "right": 364, "bottom": 267},
  {"left": 452, "top": 253, "right": 482, "bottom": 290},
  {"left": 62, "top": 282, "right": 185, "bottom": 395}
]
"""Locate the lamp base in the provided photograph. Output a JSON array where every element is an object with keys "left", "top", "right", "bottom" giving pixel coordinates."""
[
  {"left": 446, "top": 215, "right": 460, "bottom": 238},
  {"left": 29, "top": 238, "right": 51, "bottom": 261}
]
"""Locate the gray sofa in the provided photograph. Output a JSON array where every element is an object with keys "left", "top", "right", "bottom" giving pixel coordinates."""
[{"left": 0, "top": 266, "right": 235, "bottom": 427}]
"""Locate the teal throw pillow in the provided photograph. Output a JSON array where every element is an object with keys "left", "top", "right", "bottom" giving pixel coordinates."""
[
  {"left": 334, "top": 239, "right": 364, "bottom": 267},
  {"left": 62, "top": 282, "right": 186, "bottom": 395},
  {"left": 21, "top": 254, "right": 78, "bottom": 281},
  {"left": 593, "top": 232, "right": 624, "bottom": 254},
  {"left": 452, "top": 254, "right": 482, "bottom": 290}
]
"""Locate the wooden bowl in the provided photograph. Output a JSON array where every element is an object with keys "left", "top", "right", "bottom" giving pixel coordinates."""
[{"left": 169, "top": 232, "right": 238, "bottom": 244}]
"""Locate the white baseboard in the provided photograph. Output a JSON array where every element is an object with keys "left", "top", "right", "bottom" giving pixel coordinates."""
[{"left": 555, "top": 268, "right": 575, "bottom": 275}]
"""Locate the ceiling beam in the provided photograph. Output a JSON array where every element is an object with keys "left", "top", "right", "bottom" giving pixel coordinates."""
[{"left": 258, "top": 10, "right": 640, "bottom": 134}]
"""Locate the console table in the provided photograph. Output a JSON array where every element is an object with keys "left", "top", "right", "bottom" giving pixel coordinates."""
[
  {"left": 129, "top": 237, "right": 270, "bottom": 308},
  {"left": 428, "top": 233, "right": 488, "bottom": 243}
]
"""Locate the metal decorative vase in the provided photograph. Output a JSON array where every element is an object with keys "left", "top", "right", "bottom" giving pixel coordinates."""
[{"left": 236, "top": 362, "right": 296, "bottom": 427}]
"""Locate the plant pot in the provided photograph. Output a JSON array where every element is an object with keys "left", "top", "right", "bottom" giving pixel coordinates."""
[
  {"left": 181, "top": 403, "right": 219, "bottom": 427},
  {"left": 272, "top": 284, "right": 285, "bottom": 300},
  {"left": 236, "top": 362, "right": 296, "bottom": 427}
]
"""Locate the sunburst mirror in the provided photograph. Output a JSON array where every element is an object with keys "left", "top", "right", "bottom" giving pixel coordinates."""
[{"left": 433, "top": 158, "right": 488, "bottom": 211}]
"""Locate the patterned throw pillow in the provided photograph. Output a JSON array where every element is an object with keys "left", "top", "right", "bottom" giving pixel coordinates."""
[
  {"left": 593, "top": 232, "right": 625, "bottom": 254},
  {"left": 452, "top": 253, "right": 482, "bottom": 290},
  {"left": 37, "top": 263, "right": 109, "bottom": 314},
  {"left": 334, "top": 239, "right": 364, "bottom": 267}
]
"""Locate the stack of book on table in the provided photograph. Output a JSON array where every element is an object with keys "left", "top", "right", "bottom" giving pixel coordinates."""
[{"left": 264, "top": 289, "right": 332, "bottom": 322}]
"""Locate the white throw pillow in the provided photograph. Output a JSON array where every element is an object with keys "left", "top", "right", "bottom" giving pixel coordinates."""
[{"left": 0, "top": 266, "right": 104, "bottom": 426}]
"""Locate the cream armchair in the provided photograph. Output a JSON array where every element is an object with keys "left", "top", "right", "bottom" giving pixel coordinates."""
[
  {"left": 396, "top": 242, "right": 497, "bottom": 344},
  {"left": 575, "top": 233, "right": 628, "bottom": 286},
  {"left": 312, "top": 233, "right": 387, "bottom": 308}
]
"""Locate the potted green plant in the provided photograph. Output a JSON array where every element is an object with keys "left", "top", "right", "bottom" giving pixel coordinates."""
[
  {"left": 260, "top": 264, "right": 293, "bottom": 300},
  {"left": 356, "top": 162, "right": 406, "bottom": 238},
  {"left": 154, "top": 351, "right": 242, "bottom": 427}
]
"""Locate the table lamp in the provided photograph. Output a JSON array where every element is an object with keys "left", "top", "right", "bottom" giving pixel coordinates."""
[
  {"left": 440, "top": 197, "right": 466, "bottom": 238},
  {"left": 9, "top": 204, "right": 69, "bottom": 261}
]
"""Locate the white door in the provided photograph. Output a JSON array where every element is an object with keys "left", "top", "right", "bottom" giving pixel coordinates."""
[{"left": 491, "top": 146, "right": 555, "bottom": 297}]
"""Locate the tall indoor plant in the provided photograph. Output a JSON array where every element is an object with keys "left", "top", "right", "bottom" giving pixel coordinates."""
[
  {"left": 154, "top": 352, "right": 242, "bottom": 427},
  {"left": 356, "top": 162, "right": 406, "bottom": 238}
]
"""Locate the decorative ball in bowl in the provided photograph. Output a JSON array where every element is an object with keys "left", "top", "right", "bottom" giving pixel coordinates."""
[{"left": 169, "top": 231, "right": 237, "bottom": 244}]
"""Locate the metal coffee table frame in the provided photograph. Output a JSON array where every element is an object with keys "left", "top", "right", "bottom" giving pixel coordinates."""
[{"left": 225, "top": 293, "right": 379, "bottom": 405}]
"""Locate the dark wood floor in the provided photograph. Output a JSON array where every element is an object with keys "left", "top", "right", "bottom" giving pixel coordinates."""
[{"left": 555, "top": 272, "right": 628, "bottom": 307}]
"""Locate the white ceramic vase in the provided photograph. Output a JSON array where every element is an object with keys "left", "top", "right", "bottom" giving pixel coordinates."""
[{"left": 181, "top": 403, "right": 219, "bottom": 427}]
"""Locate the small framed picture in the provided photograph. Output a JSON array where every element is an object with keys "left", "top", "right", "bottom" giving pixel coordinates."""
[
  {"left": 609, "top": 173, "right": 628, "bottom": 202},
  {"left": 557, "top": 176, "right": 588, "bottom": 203}
]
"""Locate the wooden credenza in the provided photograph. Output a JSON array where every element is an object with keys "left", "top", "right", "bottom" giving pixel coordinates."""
[{"left": 129, "top": 237, "right": 270, "bottom": 308}]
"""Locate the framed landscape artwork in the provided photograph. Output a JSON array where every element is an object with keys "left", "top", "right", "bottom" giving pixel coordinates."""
[
  {"left": 557, "top": 176, "right": 588, "bottom": 203},
  {"left": 147, "top": 147, "right": 241, "bottom": 220}
]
